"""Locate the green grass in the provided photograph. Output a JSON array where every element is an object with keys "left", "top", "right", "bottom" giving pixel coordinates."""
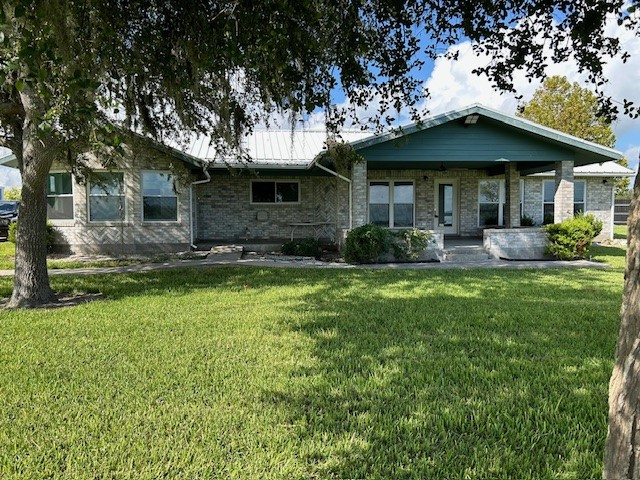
[
  {"left": 0, "top": 245, "right": 627, "bottom": 479},
  {"left": 614, "top": 224, "right": 627, "bottom": 240},
  {"left": 0, "top": 241, "right": 151, "bottom": 270}
]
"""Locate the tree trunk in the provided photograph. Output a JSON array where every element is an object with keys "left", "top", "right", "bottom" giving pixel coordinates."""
[
  {"left": 604, "top": 174, "right": 640, "bottom": 478},
  {"left": 6, "top": 93, "right": 57, "bottom": 308}
]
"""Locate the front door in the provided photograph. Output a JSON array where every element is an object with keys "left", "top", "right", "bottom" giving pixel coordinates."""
[{"left": 435, "top": 179, "right": 459, "bottom": 235}]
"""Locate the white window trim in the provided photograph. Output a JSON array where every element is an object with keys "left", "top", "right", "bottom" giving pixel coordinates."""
[
  {"left": 47, "top": 171, "right": 75, "bottom": 223},
  {"left": 477, "top": 179, "right": 505, "bottom": 227},
  {"left": 87, "top": 171, "right": 126, "bottom": 223},
  {"left": 368, "top": 180, "right": 415, "bottom": 228},
  {"left": 574, "top": 179, "right": 586, "bottom": 214},
  {"left": 250, "top": 180, "right": 301, "bottom": 205},
  {"left": 141, "top": 170, "right": 179, "bottom": 223},
  {"left": 542, "top": 180, "right": 555, "bottom": 222}
]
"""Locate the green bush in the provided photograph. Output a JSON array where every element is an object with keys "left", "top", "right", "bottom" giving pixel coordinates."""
[
  {"left": 520, "top": 215, "right": 535, "bottom": 226},
  {"left": 544, "top": 213, "right": 603, "bottom": 260},
  {"left": 9, "top": 220, "right": 56, "bottom": 252},
  {"left": 281, "top": 238, "right": 322, "bottom": 258},
  {"left": 344, "top": 224, "right": 390, "bottom": 263},
  {"left": 344, "top": 224, "right": 432, "bottom": 264}
]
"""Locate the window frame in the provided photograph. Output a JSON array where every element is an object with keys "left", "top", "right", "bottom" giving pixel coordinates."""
[
  {"left": 250, "top": 180, "right": 301, "bottom": 205},
  {"left": 542, "top": 179, "right": 587, "bottom": 221},
  {"left": 368, "top": 180, "right": 415, "bottom": 228},
  {"left": 46, "top": 171, "right": 74, "bottom": 221},
  {"left": 477, "top": 179, "right": 505, "bottom": 227},
  {"left": 573, "top": 179, "right": 586, "bottom": 215},
  {"left": 141, "top": 170, "right": 179, "bottom": 223},
  {"left": 87, "top": 171, "right": 126, "bottom": 223}
]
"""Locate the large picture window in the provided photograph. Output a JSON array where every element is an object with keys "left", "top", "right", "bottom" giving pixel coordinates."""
[
  {"left": 88, "top": 172, "right": 125, "bottom": 221},
  {"left": 47, "top": 173, "right": 74, "bottom": 220},
  {"left": 478, "top": 180, "right": 505, "bottom": 227},
  {"left": 368, "top": 181, "right": 414, "bottom": 228},
  {"left": 251, "top": 181, "right": 299, "bottom": 204},
  {"left": 142, "top": 172, "right": 177, "bottom": 221}
]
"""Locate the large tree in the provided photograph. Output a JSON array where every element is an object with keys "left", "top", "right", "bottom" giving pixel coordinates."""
[{"left": 518, "top": 75, "right": 630, "bottom": 194}]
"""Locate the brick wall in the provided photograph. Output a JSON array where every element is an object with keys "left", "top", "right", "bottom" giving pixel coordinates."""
[
  {"left": 50, "top": 153, "right": 193, "bottom": 255},
  {"left": 196, "top": 174, "right": 338, "bottom": 241}
]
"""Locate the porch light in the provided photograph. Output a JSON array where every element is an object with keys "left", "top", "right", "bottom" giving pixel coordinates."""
[{"left": 464, "top": 114, "right": 479, "bottom": 125}]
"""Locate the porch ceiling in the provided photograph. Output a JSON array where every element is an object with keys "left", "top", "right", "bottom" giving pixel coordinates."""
[{"left": 366, "top": 159, "right": 567, "bottom": 176}]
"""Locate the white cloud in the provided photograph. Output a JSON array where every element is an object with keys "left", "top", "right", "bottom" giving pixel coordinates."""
[
  {"left": 419, "top": 16, "right": 640, "bottom": 150},
  {"left": 624, "top": 145, "right": 640, "bottom": 171}
]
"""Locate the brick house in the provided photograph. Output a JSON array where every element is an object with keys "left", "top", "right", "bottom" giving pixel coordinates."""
[{"left": 0, "top": 104, "right": 633, "bottom": 258}]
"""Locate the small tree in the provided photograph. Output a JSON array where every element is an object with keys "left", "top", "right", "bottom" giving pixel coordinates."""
[{"left": 2, "top": 186, "right": 21, "bottom": 200}]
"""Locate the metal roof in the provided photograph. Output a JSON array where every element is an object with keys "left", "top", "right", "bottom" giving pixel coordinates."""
[
  {"left": 532, "top": 160, "right": 635, "bottom": 177},
  {"left": 184, "top": 130, "right": 370, "bottom": 168}
]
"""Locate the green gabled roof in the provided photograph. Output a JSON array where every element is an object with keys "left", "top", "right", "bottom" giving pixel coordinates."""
[{"left": 351, "top": 104, "right": 623, "bottom": 171}]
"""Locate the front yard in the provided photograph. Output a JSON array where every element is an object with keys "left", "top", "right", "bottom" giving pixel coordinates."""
[{"left": 0, "top": 245, "right": 627, "bottom": 479}]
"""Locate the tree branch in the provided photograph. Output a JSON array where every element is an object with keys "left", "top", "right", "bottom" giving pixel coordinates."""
[{"left": 0, "top": 101, "right": 24, "bottom": 118}]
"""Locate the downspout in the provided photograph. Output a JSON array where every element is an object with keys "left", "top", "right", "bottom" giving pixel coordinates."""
[
  {"left": 310, "top": 159, "right": 353, "bottom": 230},
  {"left": 189, "top": 166, "right": 211, "bottom": 249}
]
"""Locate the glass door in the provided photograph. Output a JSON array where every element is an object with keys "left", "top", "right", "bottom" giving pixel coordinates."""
[{"left": 435, "top": 179, "right": 458, "bottom": 235}]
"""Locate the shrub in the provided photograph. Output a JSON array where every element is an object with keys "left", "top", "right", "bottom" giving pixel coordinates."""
[
  {"left": 344, "top": 224, "right": 432, "bottom": 264},
  {"left": 544, "top": 213, "right": 603, "bottom": 260},
  {"left": 390, "top": 229, "right": 431, "bottom": 260},
  {"left": 344, "top": 224, "right": 390, "bottom": 263},
  {"left": 281, "top": 238, "right": 322, "bottom": 258},
  {"left": 9, "top": 221, "right": 56, "bottom": 252},
  {"left": 520, "top": 215, "right": 535, "bottom": 226}
]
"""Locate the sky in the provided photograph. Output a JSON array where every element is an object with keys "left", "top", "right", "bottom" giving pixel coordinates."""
[{"left": 1, "top": 10, "right": 638, "bottom": 191}]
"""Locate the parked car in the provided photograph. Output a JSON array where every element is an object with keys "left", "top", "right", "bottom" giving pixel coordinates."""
[{"left": 0, "top": 200, "right": 19, "bottom": 240}]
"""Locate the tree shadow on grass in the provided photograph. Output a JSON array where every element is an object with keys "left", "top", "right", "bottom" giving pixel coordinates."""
[{"left": 256, "top": 268, "right": 620, "bottom": 479}]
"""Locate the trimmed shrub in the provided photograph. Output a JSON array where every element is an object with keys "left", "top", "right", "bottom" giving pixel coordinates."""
[
  {"left": 344, "top": 224, "right": 390, "bottom": 263},
  {"left": 344, "top": 224, "right": 432, "bottom": 264},
  {"left": 9, "top": 221, "right": 56, "bottom": 252},
  {"left": 520, "top": 215, "right": 535, "bottom": 226},
  {"left": 544, "top": 213, "right": 603, "bottom": 260},
  {"left": 281, "top": 238, "right": 322, "bottom": 258}
]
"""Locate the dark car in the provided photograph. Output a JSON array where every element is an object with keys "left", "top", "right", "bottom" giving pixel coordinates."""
[{"left": 0, "top": 200, "right": 19, "bottom": 239}]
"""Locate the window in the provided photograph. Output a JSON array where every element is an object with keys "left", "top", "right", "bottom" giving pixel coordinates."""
[
  {"left": 543, "top": 180, "right": 586, "bottom": 223},
  {"left": 88, "top": 172, "right": 125, "bottom": 221},
  {"left": 368, "top": 181, "right": 414, "bottom": 228},
  {"left": 543, "top": 180, "right": 555, "bottom": 224},
  {"left": 478, "top": 180, "right": 505, "bottom": 227},
  {"left": 251, "top": 181, "right": 299, "bottom": 203},
  {"left": 574, "top": 180, "right": 586, "bottom": 215},
  {"left": 47, "top": 173, "right": 73, "bottom": 220},
  {"left": 142, "top": 172, "right": 177, "bottom": 221}
]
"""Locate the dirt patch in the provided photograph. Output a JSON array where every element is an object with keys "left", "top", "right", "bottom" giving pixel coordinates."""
[{"left": 2, "top": 292, "right": 106, "bottom": 310}]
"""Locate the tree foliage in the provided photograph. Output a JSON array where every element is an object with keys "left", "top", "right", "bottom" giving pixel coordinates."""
[
  {"left": 519, "top": 75, "right": 630, "bottom": 195},
  {"left": 2, "top": 185, "right": 20, "bottom": 200},
  {"left": 518, "top": 76, "right": 616, "bottom": 147}
]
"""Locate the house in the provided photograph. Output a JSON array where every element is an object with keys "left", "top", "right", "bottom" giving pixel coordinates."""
[{"left": 0, "top": 104, "right": 634, "bottom": 259}]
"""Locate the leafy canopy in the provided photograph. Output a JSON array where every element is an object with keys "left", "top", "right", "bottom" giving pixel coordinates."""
[{"left": 518, "top": 75, "right": 630, "bottom": 194}]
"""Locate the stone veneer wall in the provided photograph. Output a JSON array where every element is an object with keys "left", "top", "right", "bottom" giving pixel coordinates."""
[
  {"left": 51, "top": 154, "right": 193, "bottom": 255},
  {"left": 196, "top": 174, "right": 338, "bottom": 241}
]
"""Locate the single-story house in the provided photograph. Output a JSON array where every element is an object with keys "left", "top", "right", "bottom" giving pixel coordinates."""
[{"left": 0, "top": 104, "right": 634, "bottom": 259}]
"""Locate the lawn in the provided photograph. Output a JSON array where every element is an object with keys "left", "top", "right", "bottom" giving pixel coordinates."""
[{"left": 0, "top": 245, "right": 627, "bottom": 479}]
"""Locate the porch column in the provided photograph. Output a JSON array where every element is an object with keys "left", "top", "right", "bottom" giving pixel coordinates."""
[
  {"left": 351, "top": 161, "right": 368, "bottom": 227},
  {"left": 504, "top": 163, "right": 520, "bottom": 228},
  {"left": 554, "top": 160, "right": 574, "bottom": 223}
]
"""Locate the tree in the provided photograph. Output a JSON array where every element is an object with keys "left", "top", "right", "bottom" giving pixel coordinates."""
[
  {"left": 518, "top": 76, "right": 616, "bottom": 147},
  {"left": 518, "top": 76, "right": 631, "bottom": 196},
  {"left": 2, "top": 185, "right": 20, "bottom": 200}
]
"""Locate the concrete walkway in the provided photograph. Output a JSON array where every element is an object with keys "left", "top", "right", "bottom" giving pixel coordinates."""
[{"left": 0, "top": 251, "right": 608, "bottom": 277}]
